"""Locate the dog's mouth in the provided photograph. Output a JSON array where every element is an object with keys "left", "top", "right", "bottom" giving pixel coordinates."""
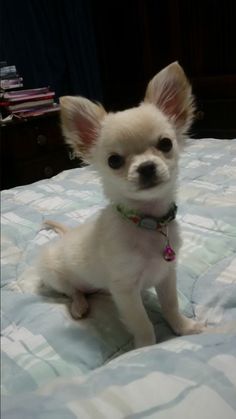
[
  {"left": 138, "top": 178, "right": 162, "bottom": 190},
  {"left": 127, "top": 165, "right": 170, "bottom": 193}
]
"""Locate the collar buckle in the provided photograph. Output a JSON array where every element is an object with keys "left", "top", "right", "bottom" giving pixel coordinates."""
[
  {"left": 116, "top": 203, "right": 177, "bottom": 231},
  {"left": 139, "top": 216, "right": 160, "bottom": 230}
]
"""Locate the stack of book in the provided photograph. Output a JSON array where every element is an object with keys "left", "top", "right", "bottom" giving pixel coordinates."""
[
  {"left": 2, "top": 87, "right": 60, "bottom": 118},
  {"left": 0, "top": 61, "right": 60, "bottom": 120},
  {"left": 0, "top": 61, "right": 23, "bottom": 90}
]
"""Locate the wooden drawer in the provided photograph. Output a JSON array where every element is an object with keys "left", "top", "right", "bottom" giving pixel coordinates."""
[
  {"left": 15, "top": 150, "right": 80, "bottom": 187},
  {"left": 1, "top": 113, "right": 82, "bottom": 189},
  {"left": 1, "top": 115, "right": 65, "bottom": 161},
  {"left": 2, "top": 149, "right": 80, "bottom": 189}
]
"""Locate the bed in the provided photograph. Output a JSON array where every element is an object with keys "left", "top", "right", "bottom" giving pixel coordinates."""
[{"left": 1, "top": 138, "right": 236, "bottom": 418}]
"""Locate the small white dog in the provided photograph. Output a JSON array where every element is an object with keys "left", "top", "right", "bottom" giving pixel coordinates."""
[{"left": 38, "top": 62, "right": 205, "bottom": 348}]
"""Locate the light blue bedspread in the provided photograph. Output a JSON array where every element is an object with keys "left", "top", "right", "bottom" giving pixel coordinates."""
[{"left": 1, "top": 138, "right": 236, "bottom": 418}]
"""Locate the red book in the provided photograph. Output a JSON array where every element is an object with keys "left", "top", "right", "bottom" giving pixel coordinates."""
[
  {"left": 6, "top": 92, "right": 55, "bottom": 104},
  {"left": 4, "top": 87, "right": 50, "bottom": 99},
  {"left": 8, "top": 98, "right": 54, "bottom": 111}
]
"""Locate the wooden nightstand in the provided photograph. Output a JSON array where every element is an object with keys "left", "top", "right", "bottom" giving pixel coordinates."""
[
  {"left": 0, "top": 112, "right": 81, "bottom": 189},
  {"left": 91, "top": 1, "right": 236, "bottom": 139}
]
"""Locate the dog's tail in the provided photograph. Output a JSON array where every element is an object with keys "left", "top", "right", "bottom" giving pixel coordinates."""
[{"left": 43, "top": 220, "right": 69, "bottom": 236}]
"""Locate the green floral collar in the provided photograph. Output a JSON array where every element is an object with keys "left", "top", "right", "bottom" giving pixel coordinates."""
[{"left": 116, "top": 203, "right": 177, "bottom": 231}]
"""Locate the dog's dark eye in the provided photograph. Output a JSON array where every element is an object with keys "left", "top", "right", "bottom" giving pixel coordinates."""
[
  {"left": 108, "top": 154, "right": 125, "bottom": 169},
  {"left": 157, "top": 138, "right": 173, "bottom": 153}
]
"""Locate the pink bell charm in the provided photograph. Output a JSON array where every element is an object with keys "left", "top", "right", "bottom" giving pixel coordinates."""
[{"left": 163, "top": 244, "right": 176, "bottom": 262}]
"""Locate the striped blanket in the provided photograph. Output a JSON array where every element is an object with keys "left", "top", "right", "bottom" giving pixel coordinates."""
[{"left": 1, "top": 138, "right": 236, "bottom": 418}]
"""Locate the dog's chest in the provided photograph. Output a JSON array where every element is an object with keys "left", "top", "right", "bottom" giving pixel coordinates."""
[
  {"left": 122, "top": 221, "right": 180, "bottom": 288},
  {"left": 133, "top": 232, "right": 169, "bottom": 287}
]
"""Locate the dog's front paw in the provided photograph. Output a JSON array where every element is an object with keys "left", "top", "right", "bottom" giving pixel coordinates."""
[
  {"left": 171, "top": 315, "right": 207, "bottom": 336},
  {"left": 70, "top": 295, "right": 89, "bottom": 319}
]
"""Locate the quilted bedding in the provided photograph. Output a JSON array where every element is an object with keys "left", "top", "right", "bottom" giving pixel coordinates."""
[{"left": 1, "top": 138, "right": 236, "bottom": 418}]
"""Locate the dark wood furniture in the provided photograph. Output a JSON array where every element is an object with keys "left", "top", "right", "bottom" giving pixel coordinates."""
[
  {"left": 91, "top": 0, "right": 236, "bottom": 139},
  {"left": 1, "top": 112, "right": 80, "bottom": 190}
]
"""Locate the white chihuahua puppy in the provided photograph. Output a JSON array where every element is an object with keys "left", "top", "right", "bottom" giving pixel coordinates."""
[{"left": 38, "top": 62, "right": 205, "bottom": 348}]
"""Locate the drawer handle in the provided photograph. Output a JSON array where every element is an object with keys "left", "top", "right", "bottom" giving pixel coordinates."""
[
  {"left": 195, "top": 110, "right": 205, "bottom": 120},
  {"left": 44, "top": 166, "right": 54, "bottom": 177},
  {"left": 37, "top": 134, "right": 47, "bottom": 146}
]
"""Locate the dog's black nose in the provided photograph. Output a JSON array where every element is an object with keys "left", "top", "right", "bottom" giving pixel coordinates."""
[{"left": 137, "top": 162, "right": 156, "bottom": 179}]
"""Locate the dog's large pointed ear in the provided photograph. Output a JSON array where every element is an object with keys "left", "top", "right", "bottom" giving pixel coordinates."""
[
  {"left": 144, "top": 62, "right": 195, "bottom": 134},
  {"left": 60, "top": 96, "right": 106, "bottom": 161}
]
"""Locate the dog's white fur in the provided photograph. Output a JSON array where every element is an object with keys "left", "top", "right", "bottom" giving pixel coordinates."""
[{"left": 38, "top": 62, "right": 205, "bottom": 348}]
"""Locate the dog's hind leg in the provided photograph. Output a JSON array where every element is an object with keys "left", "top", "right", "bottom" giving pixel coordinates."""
[{"left": 70, "top": 290, "right": 89, "bottom": 319}]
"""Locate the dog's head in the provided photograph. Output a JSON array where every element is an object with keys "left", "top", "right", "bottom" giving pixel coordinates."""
[{"left": 60, "top": 62, "right": 194, "bottom": 202}]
